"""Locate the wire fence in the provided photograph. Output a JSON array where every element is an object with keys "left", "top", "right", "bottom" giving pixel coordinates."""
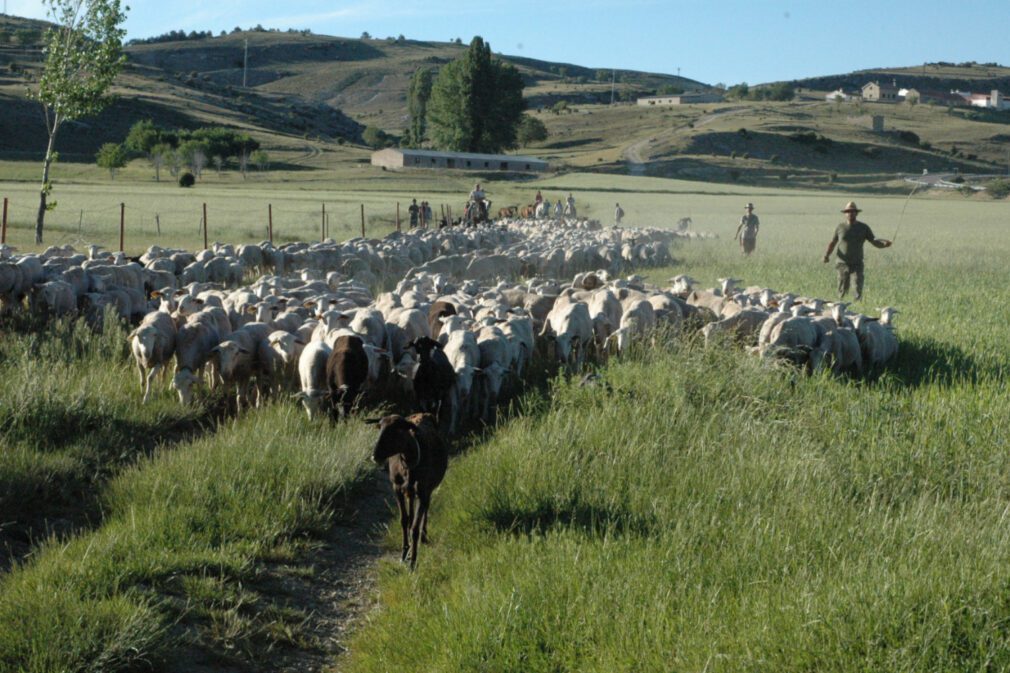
[{"left": 0, "top": 195, "right": 458, "bottom": 253}]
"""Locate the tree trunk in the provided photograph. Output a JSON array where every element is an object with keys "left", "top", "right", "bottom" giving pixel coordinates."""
[{"left": 36, "top": 121, "right": 58, "bottom": 245}]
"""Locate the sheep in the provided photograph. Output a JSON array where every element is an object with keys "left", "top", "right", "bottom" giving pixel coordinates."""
[
  {"left": 326, "top": 334, "right": 370, "bottom": 418},
  {"left": 701, "top": 308, "right": 770, "bottom": 347},
  {"left": 212, "top": 323, "right": 269, "bottom": 410},
  {"left": 370, "top": 413, "right": 448, "bottom": 569},
  {"left": 296, "top": 340, "right": 332, "bottom": 419},
  {"left": 172, "top": 311, "right": 221, "bottom": 405},
  {"left": 540, "top": 301, "right": 593, "bottom": 371},
  {"left": 811, "top": 327, "right": 863, "bottom": 378},
  {"left": 128, "top": 310, "right": 177, "bottom": 403},
  {"left": 606, "top": 299, "right": 656, "bottom": 354}
]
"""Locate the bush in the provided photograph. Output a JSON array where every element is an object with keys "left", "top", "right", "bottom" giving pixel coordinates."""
[
  {"left": 178, "top": 172, "right": 195, "bottom": 188},
  {"left": 896, "top": 130, "right": 920, "bottom": 145},
  {"left": 985, "top": 179, "right": 1010, "bottom": 199},
  {"left": 728, "top": 169, "right": 741, "bottom": 181},
  {"left": 362, "top": 125, "right": 389, "bottom": 149}
]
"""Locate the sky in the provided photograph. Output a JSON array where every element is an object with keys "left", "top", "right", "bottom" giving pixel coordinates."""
[{"left": 4, "top": 0, "right": 1008, "bottom": 85}]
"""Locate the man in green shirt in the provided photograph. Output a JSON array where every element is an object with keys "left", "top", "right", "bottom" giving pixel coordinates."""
[{"left": 822, "top": 201, "right": 891, "bottom": 301}]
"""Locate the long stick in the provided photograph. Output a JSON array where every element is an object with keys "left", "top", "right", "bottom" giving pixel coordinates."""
[{"left": 892, "top": 182, "right": 919, "bottom": 243}]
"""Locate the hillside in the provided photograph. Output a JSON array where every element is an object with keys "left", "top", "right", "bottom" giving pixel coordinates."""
[{"left": 2, "top": 16, "right": 1010, "bottom": 192}]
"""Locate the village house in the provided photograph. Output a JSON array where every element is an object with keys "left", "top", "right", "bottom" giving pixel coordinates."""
[
  {"left": 636, "top": 91, "right": 724, "bottom": 106},
  {"left": 861, "top": 80, "right": 900, "bottom": 102}
]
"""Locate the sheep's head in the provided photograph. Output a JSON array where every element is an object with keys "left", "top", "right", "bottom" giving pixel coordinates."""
[
  {"left": 172, "top": 368, "right": 200, "bottom": 405},
  {"left": 212, "top": 341, "right": 251, "bottom": 379}
]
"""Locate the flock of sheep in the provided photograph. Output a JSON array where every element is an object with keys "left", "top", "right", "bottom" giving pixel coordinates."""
[{"left": 0, "top": 217, "right": 899, "bottom": 434}]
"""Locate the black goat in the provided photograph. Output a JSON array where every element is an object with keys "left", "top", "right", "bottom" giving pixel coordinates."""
[
  {"left": 370, "top": 413, "right": 448, "bottom": 569},
  {"left": 406, "top": 337, "right": 456, "bottom": 425}
]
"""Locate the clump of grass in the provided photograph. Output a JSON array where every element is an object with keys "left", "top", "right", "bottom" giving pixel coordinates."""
[
  {"left": 0, "top": 404, "right": 374, "bottom": 671},
  {"left": 0, "top": 313, "right": 203, "bottom": 533}
]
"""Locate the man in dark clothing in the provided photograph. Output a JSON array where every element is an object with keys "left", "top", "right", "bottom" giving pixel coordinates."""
[
  {"left": 408, "top": 199, "right": 420, "bottom": 227},
  {"left": 822, "top": 201, "right": 891, "bottom": 301}
]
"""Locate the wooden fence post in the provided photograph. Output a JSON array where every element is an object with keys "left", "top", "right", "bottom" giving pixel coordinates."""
[
  {"left": 268, "top": 204, "right": 273, "bottom": 244},
  {"left": 119, "top": 203, "right": 125, "bottom": 251},
  {"left": 155, "top": 214, "right": 161, "bottom": 237},
  {"left": 321, "top": 203, "right": 326, "bottom": 242},
  {"left": 360, "top": 204, "right": 365, "bottom": 238},
  {"left": 203, "top": 202, "right": 208, "bottom": 250},
  {"left": 1, "top": 197, "right": 8, "bottom": 245},
  {"left": 396, "top": 202, "right": 401, "bottom": 232}
]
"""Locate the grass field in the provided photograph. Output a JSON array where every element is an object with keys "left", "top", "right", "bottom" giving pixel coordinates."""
[{"left": 0, "top": 164, "right": 1009, "bottom": 671}]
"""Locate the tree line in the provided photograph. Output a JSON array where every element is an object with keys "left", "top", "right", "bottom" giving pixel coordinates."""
[{"left": 95, "top": 120, "right": 269, "bottom": 182}]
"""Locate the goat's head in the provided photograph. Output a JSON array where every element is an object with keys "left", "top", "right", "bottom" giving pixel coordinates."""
[{"left": 370, "top": 414, "right": 420, "bottom": 466}]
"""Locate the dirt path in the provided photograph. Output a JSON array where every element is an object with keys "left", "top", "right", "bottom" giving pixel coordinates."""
[{"left": 270, "top": 474, "right": 391, "bottom": 673}]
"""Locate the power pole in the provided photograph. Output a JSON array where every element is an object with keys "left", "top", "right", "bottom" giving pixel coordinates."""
[
  {"left": 243, "top": 38, "right": 248, "bottom": 88},
  {"left": 610, "top": 69, "right": 616, "bottom": 105}
]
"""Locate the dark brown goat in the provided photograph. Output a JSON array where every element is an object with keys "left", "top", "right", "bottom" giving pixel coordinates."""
[
  {"left": 427, "top": 300, "right": 456, "bottom": 340},
  {"left": 326, "top": 334, "right": 368, "bottom": 418},
  {"left": 406, "top": 337, "right": 456, "bottom": 424},
  {"left": 371, "top": 413, "right": 448, "bottom": 569}
]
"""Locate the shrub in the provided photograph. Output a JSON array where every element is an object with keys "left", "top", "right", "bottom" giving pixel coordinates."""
[
  {"left": 985, "top": 179, "right": 1010, "bottom": 199},
  {"left": 178, "top": 172, "right": 195, "bottom": 187},
  {"left": 728, "top": 169, "right": 741, "bottom": 181},
  {"left": 897, "top": 130, "right": 920, "bottom": 145}
]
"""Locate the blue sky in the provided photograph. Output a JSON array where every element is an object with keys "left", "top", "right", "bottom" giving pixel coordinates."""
[{"left": 5, "top": 0, "right": 1007, "bottom": 85}]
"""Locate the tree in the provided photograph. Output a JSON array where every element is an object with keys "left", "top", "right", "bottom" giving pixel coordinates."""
[
  {"left": 30, "top": 0, "right": 128, "bottom": 244},
  {"left": 362, "top": 125, "right": 389, "bottom": 149},
  {"left": 406, "top": 67, "right": 434, "bottom": 147},
  {"left": 95, "top": 142, "right": 126, "bottom": 179},
  {"left": 426, "top": 36, "right": 525, "bottom": 153},
  {"left": 517, "top": 115, "right": 548, "bottom": 145},
  {"left": 149, "top": 142, "right": 172, "bottom": 182},
  {"left": 360, "top": 31, "right": 371, "bottom": 39},
  {"left": 177, "top": 139, "right": 209, "bottom": 177},
  {"left": 596, "top": 69, "right": 609, "bottom": 82},
  {"left": 251, "top": 149, "right": 270, "bottom": 172}
]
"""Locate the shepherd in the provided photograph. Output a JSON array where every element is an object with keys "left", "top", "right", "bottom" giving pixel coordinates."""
[
  {"left": 734, "top": 202, "right": 759, "bottom": 255},
  {"left": 822, "top": 201, "right": 892, "bottom": 302}
]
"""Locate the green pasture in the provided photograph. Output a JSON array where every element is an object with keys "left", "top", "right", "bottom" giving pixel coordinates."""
[{"left": 0, "top": 164, "right": 1008, "bottom": 671}]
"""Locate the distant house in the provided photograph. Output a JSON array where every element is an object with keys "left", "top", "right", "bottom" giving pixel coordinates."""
[
  {"left": 825, "top": 89, "right": 854, "bottom": 102},
  {"left": 862, "top": 81, "right": 900, "bottom": 102},
  {"left": 371, "top": 148, "right": 549, "bottom": 173},
  {"left": 637, "top": 91, "right": 723, "bottom": 106}
]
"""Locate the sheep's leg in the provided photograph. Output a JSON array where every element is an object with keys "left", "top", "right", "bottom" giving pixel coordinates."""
[
  {"left": 395, "top": 490, "right": 410, "bottom": 562},
  {"left": 143, "top": 363, "right": 161, "bottom": 404},
  {"left": 137, "top": 360, "right": 147, "bottom": 394}
]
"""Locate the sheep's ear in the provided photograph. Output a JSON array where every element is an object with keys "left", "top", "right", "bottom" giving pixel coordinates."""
[
  {"left": 362, "top": 417, "right": 382, "bottom": 426},
  {"left": 150, "top": 291, "right": 161, "bottom": 299},
  {"left": 239, "top": 347, "right": 252, "bottom": 355},
  {"left": 195, "top": 298, "right": 205, "bottom": 305},
  {"left": 294, "top": 339, "right": 306, "bottom": 346},
  {"left": 210, "top": 345, "right": 220, "bottom": 353},
  {"left": 245, "top": 305, "right": 257, "bottom": 314}
]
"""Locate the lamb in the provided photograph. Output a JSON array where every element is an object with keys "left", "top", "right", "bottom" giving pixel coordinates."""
[
  {"left": 370, "top": 413, "right": 448, "bottom": 569},
  {"left": 128, "top": 310, "right": 177, "bottom": 403}
]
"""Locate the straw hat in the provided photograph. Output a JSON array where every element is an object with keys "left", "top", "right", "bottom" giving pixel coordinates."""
[
  {"left": 744, "top": 202, "right": 754, "bottom": 209},
  {"left": 841, "top": 201, "right": 861, "bottom": 213}
]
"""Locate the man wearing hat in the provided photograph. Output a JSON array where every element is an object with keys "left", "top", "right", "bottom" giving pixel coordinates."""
[
  {"left": 734, "top": 202, "right": 760, "bottom": 255},
  {"left": 822, "top": 201, "right": 891, "bottom": 301}
]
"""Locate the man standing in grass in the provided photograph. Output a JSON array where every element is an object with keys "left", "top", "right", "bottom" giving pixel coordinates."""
[
  {"left": 408, "top": 199, "right": 420, "bottom": 227},
  {"left": 822, "top": 201, "right": 892, "bottom": 301},
  {"left": 735, "top": 202, "right": 759, "bottom": 255},
  {"left": 615, "top": 202, "right": 624, "bottom": 226}
]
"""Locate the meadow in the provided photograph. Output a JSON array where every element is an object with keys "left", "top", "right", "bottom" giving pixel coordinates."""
[{"left": 0, "top": 166, "right": 1008, "bottom": 671}]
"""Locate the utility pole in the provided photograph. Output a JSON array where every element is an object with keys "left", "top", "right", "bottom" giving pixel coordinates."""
[
  {"left": 610, "top": 69, "right": 616, "bottom": 105},
  {"left": 243, "top": 38, "right": 248, "bottom": 88}
]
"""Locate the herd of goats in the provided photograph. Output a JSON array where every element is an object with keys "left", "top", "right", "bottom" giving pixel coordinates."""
[{"left": 0, "top": 216, "right": 901, "bottom": 566}]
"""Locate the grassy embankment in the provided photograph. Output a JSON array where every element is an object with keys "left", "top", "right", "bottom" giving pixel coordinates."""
[{"left": 347, "top": 190, "right": 1010, "bottom": 672}]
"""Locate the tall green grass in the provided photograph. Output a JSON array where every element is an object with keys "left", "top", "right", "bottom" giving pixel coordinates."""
[
  {"left": 0, "top": 313, "right": 203, "bottom": 538},
  {"left": 349, "top": 344, "right": 1010, "bottom": 672},
  {"left": 0, "top": 404, "right": 374, "bottom": 672}
]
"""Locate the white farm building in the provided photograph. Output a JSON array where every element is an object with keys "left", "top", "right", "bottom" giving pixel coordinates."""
[
  {"left": 636, "top": 92, "right": 724, "bottom": 106},
  {"left": 371, "top": 148, "right": 549, "bottom": 173}
]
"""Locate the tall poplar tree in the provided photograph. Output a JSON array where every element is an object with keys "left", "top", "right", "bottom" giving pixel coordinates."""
[
  {"left": 426, "top": 36, "right": 524, "bottom": 153},
  {"left": 406, "top": 67, "right": 434, "bottom": 147},
  {"left": 30, "top": 0, "right": 128, "bottom": 244}
]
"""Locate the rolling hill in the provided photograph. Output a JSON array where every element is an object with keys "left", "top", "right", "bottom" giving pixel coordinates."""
[{"left": 1, "top": 14, "right": 1009, "bottom": 191}]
